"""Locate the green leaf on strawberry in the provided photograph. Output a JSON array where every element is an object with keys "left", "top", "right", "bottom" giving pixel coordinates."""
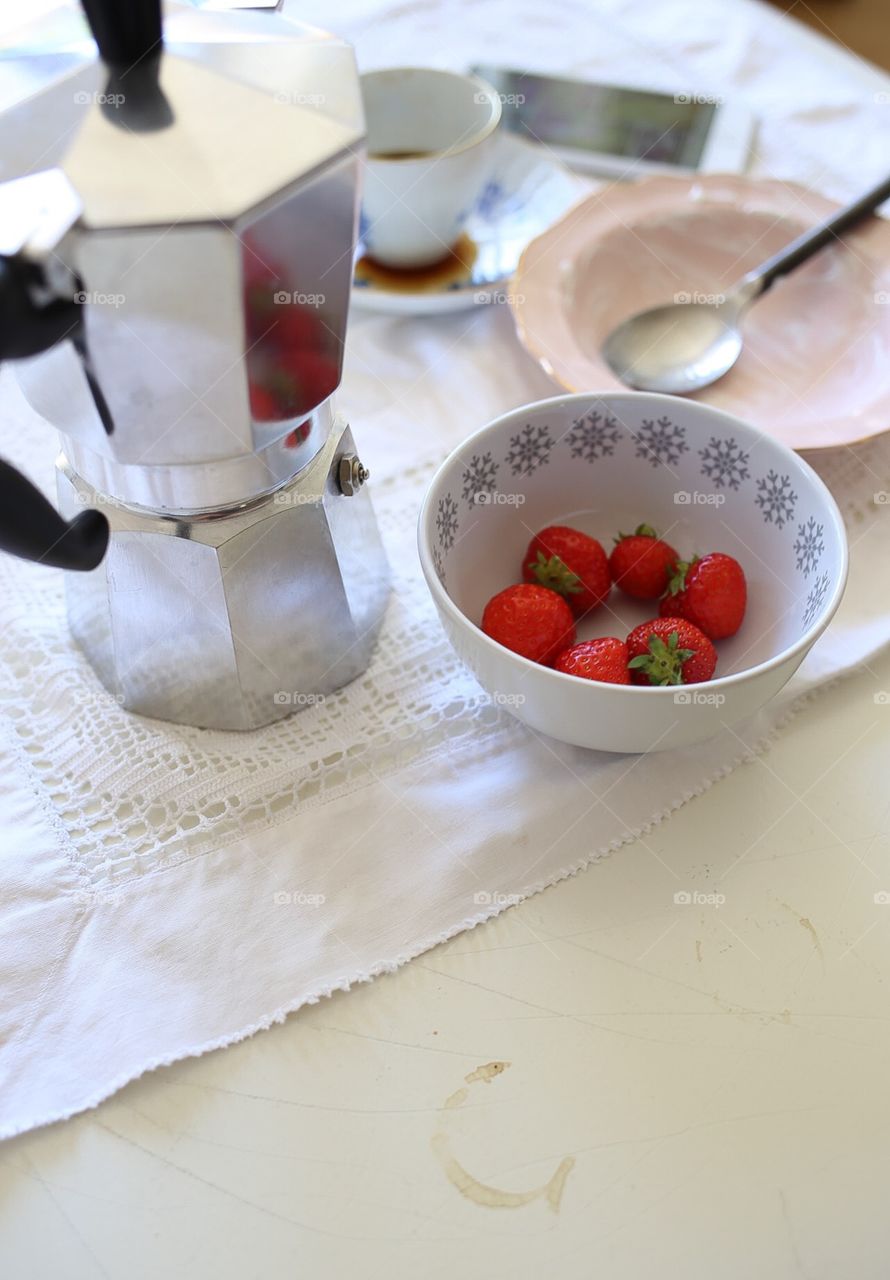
[
  {"left": 627, "top": 630, "right": 696, "bottom": 686},
  {"left": 527, "top": 551, "right": 584, "bottom": 598}
]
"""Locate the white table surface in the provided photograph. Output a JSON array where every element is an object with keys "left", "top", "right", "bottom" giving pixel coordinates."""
[
  {"left": 3, "top": 647, "right": 890, "bottom": 1280},
  {"left": 3, "top": 1, "right": 890, "bottom": 1277}
]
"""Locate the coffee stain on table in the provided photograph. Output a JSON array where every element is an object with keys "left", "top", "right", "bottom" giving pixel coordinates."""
[
  {"left": 778, "top": 900, "right": 824, "bottom": 965},
  {"left": 464, "top": 1061, "right": 508, "bottom": 1085},
  {"left": 432, "top": 1060, "right": 576, "bottom": 1212}
]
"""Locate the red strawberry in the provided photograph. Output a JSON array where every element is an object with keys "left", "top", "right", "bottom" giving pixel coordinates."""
[
  {"left": 626, "top": 617, "right": 717, "bottom": 685},
  {"left": 482, "top": 584, "right": 576, "bottom": 666},
  {"left": 660, "top": 552, "right": 747, "bottom": 639},
  {"left": 554, "top": 637, "right": 631, "bottom": 685},
  {"left": 609, "top": 523, "right": 679, "bottom": 600},
  {"left": 522, "top": 525, "right": 610, "bottom": 616}
]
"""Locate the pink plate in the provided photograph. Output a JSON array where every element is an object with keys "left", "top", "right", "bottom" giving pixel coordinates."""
[{"left": 511, "top": 174, "right": 890, "bottom": 451}]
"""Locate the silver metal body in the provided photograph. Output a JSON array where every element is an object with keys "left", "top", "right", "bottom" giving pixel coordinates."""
[{"left": 1, "top": 3, "right": 390, "bottom": 729}]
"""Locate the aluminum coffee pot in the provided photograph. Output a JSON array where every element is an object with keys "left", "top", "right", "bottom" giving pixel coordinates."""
[{"left": 0, "top": 0, "right": 389, "bottom": 730}]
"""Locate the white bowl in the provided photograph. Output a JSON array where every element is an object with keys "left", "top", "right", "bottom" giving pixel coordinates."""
[{"left": 418, "top": 392, "right": 848, "bottom": 753}]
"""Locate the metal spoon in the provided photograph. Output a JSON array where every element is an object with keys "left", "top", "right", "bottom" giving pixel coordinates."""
[{"left": 601, "top": 172, "right": 890, "bottom": 395}]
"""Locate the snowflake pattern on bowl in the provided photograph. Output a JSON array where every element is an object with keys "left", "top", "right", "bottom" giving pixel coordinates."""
[
  {"left": 699, "top": 436, "right": 750, "bottom": 491},
  {"left": 432, "top": 545, "right": 447, "bottom": 586},
  {"left": 793, "top": 516, "right": 825, "bottom": 577},
  {"left": 506, "top": 423, "right": 553, "bottom": 477},
  {"left": 803, "top": 571, "right": 830, "bottom": 628},
  {"left": 435, "top": 494, "right": 459, "bottom": 552},
  {"left": 633, "top": 416, "right": 688, "bottom": 468},
  {"left": 755, "top": 470, "right": 798, "bottom": 529},
  {"left": 461, "top": 451, "right": 499, "bottom": 505},
  {"left": 566, "top": 410, "right": 620, "bottom": 462}
]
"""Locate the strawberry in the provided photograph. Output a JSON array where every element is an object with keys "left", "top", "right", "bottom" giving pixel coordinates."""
[
  {"left": 660, "top": 552, "right": 747, "bottom": 639},
  {"left": 626, "top": 617, "right": 717, "bottom": 685},
  {"left": 609, "top": 523, "right": 678, "bottom": 600},
  {"left": 522, "top": 525, "right": 610, "bottom": 616},
  {"left": 482, "top": 584, "right": 576, "bottom": 666},
  {"left": 554, "top": 637, "right": 631, "bottom": 685}
]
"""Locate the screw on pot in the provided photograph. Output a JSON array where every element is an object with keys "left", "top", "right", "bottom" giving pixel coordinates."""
[{"left": 338, "top": 454, "right": 369, "bottom": 496}]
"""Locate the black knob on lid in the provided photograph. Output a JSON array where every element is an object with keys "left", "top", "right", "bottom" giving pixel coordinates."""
[{"left": 81, "top": 0, "right": 163, "bottom": 68}]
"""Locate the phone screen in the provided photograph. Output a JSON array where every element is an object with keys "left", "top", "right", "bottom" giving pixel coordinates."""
[{"left": 472, "top": 67, "right": 717, "bottom": 168}]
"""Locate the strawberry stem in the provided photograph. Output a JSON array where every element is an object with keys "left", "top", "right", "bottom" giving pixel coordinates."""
[
  {"left": 613, "top": 522, "right": 658, "bottom": 545},
  {"left": 665, "top": 555, "right": 699, "bottom": 598},
  {"left": 528, "top": 551, "right": 582, "bottom": 597},
  {"left": 627, "top": 630, "right": 696, "bottom": 685}
]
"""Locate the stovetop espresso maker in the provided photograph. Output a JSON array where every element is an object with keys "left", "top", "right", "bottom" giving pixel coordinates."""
[{"left": 0, "top": 0, "right": 389, "bottom": 730}]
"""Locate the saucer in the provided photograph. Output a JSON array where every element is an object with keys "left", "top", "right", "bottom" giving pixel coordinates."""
[
  {"left": 510, "top": 173, "right": 890, "bottom": 451},
  {"left": 351, "top": 133, "right": 583, "bottom": 316}
]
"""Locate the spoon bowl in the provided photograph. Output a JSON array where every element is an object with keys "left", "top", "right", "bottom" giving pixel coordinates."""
[{"left": 601, "top": 297, "right": 744, "bottom": 394}]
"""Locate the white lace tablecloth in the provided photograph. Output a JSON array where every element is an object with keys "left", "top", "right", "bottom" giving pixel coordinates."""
[{"left": 2, "top": 0, "right": 890, "bottom": 1139}]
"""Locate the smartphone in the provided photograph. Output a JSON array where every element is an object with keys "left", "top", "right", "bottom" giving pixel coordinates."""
[{"left": 470, "top": 65, "right": 755, "bottom": 177}]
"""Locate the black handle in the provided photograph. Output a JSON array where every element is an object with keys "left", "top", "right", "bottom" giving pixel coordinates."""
[
  {"left": 0, "top": 258, "right": 109, "bottom": 573},
  {"left": 0, "top": 461, "right": 108, "bottom": 571},
  {"left": 750, "top": 172, "right": 890, "bottom": 295},
  {"left": 0, "top": 256, "right": 79, "bottom": 359},
  {"left": 81, "top": 0, "right": 162, "bottom": 68}
]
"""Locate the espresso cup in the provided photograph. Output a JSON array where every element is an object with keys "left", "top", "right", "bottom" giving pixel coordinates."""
[{"left": 359, "top": 67, "right": 502, "bottom": 269}]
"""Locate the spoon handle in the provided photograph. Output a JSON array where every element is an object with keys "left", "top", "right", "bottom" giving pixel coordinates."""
[{"left": 743, "top": 172, "right": 890, "bottom": 297}]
